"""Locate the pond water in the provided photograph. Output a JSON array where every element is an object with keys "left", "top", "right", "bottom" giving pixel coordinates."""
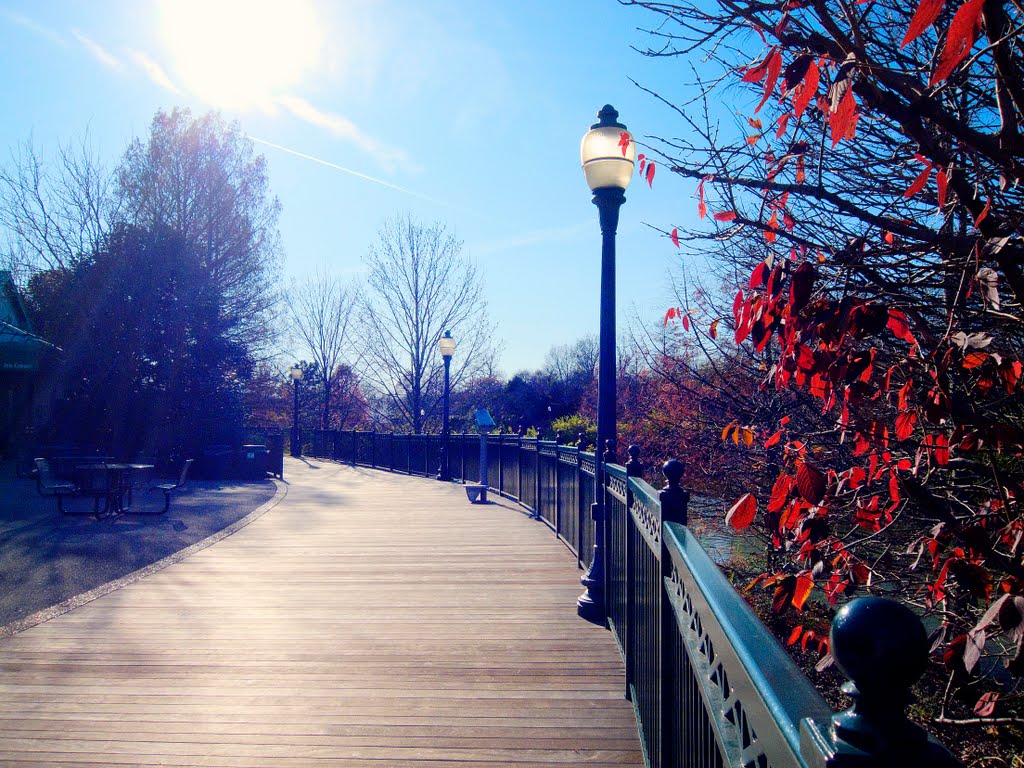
[{"left": 685, "top": 494, "right": 762, "bottom": 566}]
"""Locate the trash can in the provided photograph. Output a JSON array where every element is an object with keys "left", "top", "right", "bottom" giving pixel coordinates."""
[
  {"left": 238, "top": 444, "right": 269, "bottom": 481},
  {"left": 202, "top": 445, "right": 234, "bottom": 480}
]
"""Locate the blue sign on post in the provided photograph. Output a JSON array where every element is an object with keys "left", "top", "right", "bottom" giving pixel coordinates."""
[{"left": 466, "top": 409, "right": 495, "bottom": 503}]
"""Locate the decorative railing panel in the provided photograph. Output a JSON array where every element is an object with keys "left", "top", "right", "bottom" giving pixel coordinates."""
[
  {"left": 556, "top": 447, "right": 581, "bottom": 562},
  {"left": 538, "top": 443, "right": 558, "bottom": 529}
]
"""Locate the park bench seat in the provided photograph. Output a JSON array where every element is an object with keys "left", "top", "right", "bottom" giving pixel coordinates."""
[
  {"left": 150, "top": 458, "right": 192, "bottom": 514},
  {"left": 34, "top": 458, "right": 80, "bottom": 515}
]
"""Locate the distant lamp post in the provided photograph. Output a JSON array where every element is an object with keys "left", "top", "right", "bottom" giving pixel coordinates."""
[
  {"left": 289, "top": 364, "right": 303, "bottom": 457},
  {"left": 577, "top": 104, "right": 634, "bottom": 625},
  {"left": 437, "top": 330, "right": 456, "bottom": 481}
]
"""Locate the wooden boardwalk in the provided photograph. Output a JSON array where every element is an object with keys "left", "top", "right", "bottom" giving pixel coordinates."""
[{"left": 0, "top": 458, "right": 642, "bottom": 767}]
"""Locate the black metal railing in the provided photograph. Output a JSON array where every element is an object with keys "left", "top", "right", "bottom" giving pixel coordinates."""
[{"left": 307, "top": 429, "right": 962, "bottom": 768}]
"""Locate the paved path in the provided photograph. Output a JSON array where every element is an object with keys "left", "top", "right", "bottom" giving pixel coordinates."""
[
  {"left": 0, "top": 465, "right": 278, "bottom": 631},
  {"left": 0, "top": 457, "right": 641, "bottom": 767}
]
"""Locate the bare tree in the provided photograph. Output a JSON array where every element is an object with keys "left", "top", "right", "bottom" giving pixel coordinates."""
[
  {"left": 290, "top": 272, "right": 359, "bottom": 430},
  {"left": 359, "top": 213, "right": 498, "bottom": 433},
  {"left": 543, "top": 335, "right": 598, "bottom": 388},
  {"left": 0, "top": 133, "right": 121, "bottom": 279}
]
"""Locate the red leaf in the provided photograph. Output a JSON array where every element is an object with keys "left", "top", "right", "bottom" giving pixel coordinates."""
[
  {"left": 936, "top": 167, "right": 949, "bottom": 208},
  {"left": 749, "top": 261, "right": 769, "bottom": 289},
  {"left": 698, "top": 200, "right": 707, "bottom": 219},
  {"left": 775, "top": 112, "right": 792, "bottom": 139},
  {"left": 930, "top": 0, "right": 986, "bottom": 86},
  {"left": 681, "top": 314, "right": 691, "bottom": 332},
  {"left": 726, "top": 493, "right": 758, "bottom": 531},
  {"left": 904, "top": 162, "right": 933, "bottom": 198},
  {"left": 829, "top": 87, "right": 858, "bottom": 147},
  {"left": 755, "top": 49, "right": 783, "bottom": 113},
  {"left": 765, "top": 210, "right": 779, "bottom": 243},
  {"left": 887, "top": 310, "right": 916, "bottom": 344},
  {"left": 764, "top": 429, "right": 783, "bottom": 449},
  {"left": 741, "top": 47, "right": 777, "bottom": 82},
  {"left": 767, "top": 473, "right": 793, "bottom": 513},
  {"left": 796, "top": 461, "right": 827, "bottom": 504},
  {"left": 772, "top": 575, "right": 797, "bottom": 614},
  {"left": 618, "top": 131, "right": 632, "bottom": 157},
  {"left": 934, "top": 434, "right": 950, "bottom": 465},
  {"left": 974, "top": 198, "right": 991, "bottom": 227},
  {"left": 974, "top": 691, "right": 999, "bottom": 718},
  {"left": 963, "top": 351, "right": 988, "bottom": 369},
  {"left": 800, "top": 629, "right": 816, "bottom": 651},
  {"left": 670, "top": 228, "right": 680, "bottom": 249},
  {"left": 895, "top": 410, "right": 917, "bottom": 441},
  {"left": 645, "top": 162, "right": 656, "bottom": 188},
  {"left": 792, "top": 59, "right": 819, "bottom": 118},
  {"left": 792, "top": 573, "right": 814, "bottom": 610},
  {"left": 709, "top": 319, "right": 720, "bottom": 340},
  {"left": 663, "top": 307, "right": 679, "bottom": 327},
  {"left": 902, "top": 0, "right": 946, "bottom": 48},
  {"left": 714, "top": 210, "right": 737, "bottom": 222},
  {"left": 787, "top": 625, "right": 804, "bottom": 646}
]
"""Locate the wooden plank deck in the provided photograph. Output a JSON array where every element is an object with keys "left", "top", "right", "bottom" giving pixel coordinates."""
[{"left": 0, "top": 458, "right": 642, "bottom": 767}]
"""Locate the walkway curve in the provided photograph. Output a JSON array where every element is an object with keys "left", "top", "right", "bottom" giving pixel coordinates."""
[{"left": 0, "top": 457, "right": 642, "bottom": 767}]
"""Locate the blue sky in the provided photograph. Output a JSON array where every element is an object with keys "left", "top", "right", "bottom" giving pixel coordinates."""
[{"left": 0, "top": 0, "right": 712, "bottom": 374}]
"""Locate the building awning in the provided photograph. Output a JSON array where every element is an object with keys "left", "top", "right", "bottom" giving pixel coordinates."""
[{"left": 0, "top": 271, "right": 56, "bottom": 373}]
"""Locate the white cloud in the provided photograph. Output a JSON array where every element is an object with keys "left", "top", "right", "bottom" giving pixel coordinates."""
[
  {"left": 127, "top": 50, "right": 181, "bottom": 95},
  {"left": 276, "top": 95, "right": 417, "bottom": 174},
  {"left": 0, "top": 8, "right": 64, "bottom": 46},
  {"left": 72, "top": 30, "right": 122, "bottom": 71}
]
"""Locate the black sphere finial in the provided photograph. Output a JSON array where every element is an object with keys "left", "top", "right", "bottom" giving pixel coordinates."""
[
  {"left": 625, "top": 445, "right": 644, "bottom": 478},
  {"left": 831, "top": 597, "right": 928, "bottom": 698},
  {"left": 662, "top": 459, "right": 685, "bottom": 489}
]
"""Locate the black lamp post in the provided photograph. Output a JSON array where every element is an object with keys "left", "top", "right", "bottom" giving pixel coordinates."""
[
  {"left": 576, "top": 104, "right": 635, "bottom": 625},
  {"left": 289, "top": 364, "right": 303, "bottom": 457},
  {"left": 437, "top": 331, "right": 456, "bottom": 481}
]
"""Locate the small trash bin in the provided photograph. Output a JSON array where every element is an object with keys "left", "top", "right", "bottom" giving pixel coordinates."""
[
  {"left": 202, "top": 445, "right": 234, "bottom": 480},
  {"left": 238, "top": 444, "right": 269, "bottom": 481}
]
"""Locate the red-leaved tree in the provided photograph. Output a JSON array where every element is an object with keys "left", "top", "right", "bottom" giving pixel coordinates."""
[{"left": 624, "top": 0, "right": 1024, "bottom": 746}]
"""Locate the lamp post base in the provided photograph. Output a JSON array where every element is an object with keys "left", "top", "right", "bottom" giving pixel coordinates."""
[
  {"left": 437, "top": 445, "right": 450, "bottom": 481},
  {"left": 577, "top": 501, "right": 607, "bottom": 627},
  {"left": 576, "top": 581, "right": 606, "bottom": 627}
]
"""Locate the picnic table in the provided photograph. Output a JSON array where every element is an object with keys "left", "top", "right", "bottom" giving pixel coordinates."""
[{"left": 75, "top": 463, "right": 154, "bottom": 514}]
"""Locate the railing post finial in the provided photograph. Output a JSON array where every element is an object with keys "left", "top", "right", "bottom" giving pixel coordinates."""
[
  {"left": 625, "top": 444, "right": 644, "bottom": 477},
  {"left": 801, "top": 596, "right": 962, "bottom": 767},
  {"left": 659, "top": 459, "right": 689, "bottom": 525},
  {"left": 604, "top": 438, "right": 615, "bottom": 464}
]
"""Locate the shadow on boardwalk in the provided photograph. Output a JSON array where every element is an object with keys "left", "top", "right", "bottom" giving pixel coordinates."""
[{"left": 0, "top": 461, "right": 278, "bottom": 631}]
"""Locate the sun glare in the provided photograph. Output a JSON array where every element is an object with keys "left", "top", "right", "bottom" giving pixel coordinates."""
[{"left": 158, "top": 0, "right": 322, "bottom": 111}]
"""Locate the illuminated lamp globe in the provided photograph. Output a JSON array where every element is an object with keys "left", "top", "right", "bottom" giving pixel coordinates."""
[
  {"left": 580, "top": 104, "right": 635, "bottom": 192},
  {"left": 439, "top": 331, "right": 456, "bottom": 359}
]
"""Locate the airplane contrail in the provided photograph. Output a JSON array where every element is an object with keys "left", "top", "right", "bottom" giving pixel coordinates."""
[{"left": 249, "top": 135, "right": 451, "bottom": 208}]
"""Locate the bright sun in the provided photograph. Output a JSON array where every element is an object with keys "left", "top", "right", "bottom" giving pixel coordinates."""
[{"left": 158, "top": 0, "right": 323, "bottom": 111}]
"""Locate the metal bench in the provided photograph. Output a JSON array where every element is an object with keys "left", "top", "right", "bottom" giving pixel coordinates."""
[
  {"left": 34, "top": 458, "right": 82, "bottom": 515},
  {"left": 149, "top": 458, "right": 192, "bottom": 514}
]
